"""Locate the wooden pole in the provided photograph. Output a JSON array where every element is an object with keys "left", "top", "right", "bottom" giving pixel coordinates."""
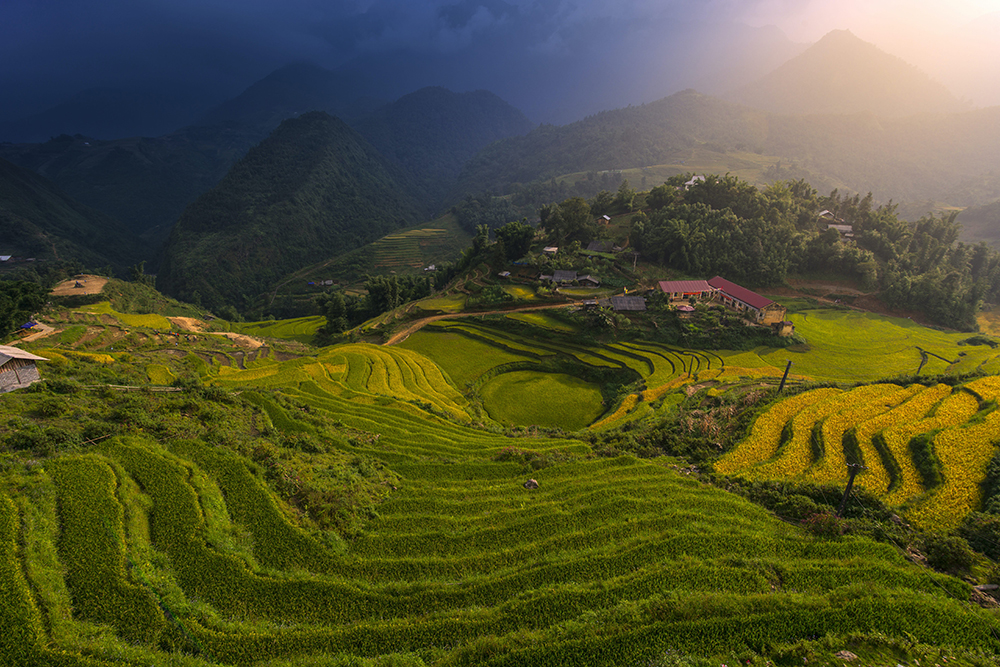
[
  {"left": 777, "top": 360, "right": 792, "bottom": 392},
  {"left": 836, "top": 464, "right": 866, "bottom": 517}
]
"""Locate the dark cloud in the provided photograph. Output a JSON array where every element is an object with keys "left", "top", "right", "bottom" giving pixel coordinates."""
[{"left": 1, "top": 0, "right": 798, "bottom": 124}]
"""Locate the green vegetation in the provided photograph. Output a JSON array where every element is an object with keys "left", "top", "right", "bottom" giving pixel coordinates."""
[
  {"left": 480, "top": 371, "right": 605, "bottom": 430},
  {"left": 0, "top": 156, "right": 141, "bottom": 272},
  {"left": 157, "top": 112, "right": 422, "bottom": 314},
  {"left": 4, "top": 247, "right": 1000, "bottom": 666}
]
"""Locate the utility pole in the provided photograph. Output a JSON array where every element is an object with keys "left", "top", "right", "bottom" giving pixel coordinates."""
[
  {"left": 777, "top": 360, "right": 792, "bottom": 392},
  {"left": 836, "top": 463, "right": 867, "bottom": 517}
]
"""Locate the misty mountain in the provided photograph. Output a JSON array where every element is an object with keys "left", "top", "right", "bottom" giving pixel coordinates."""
[
  {"left": 197, "top": 63, "right": 389, "bottom": 131},
  {"left": 351, "top": 86, "right": 534, "bottom": 208},
  {"left": 0, "top": 125, "right": 262, "bottom": 235},
  {"left": 0, "top": 86, "right": 217, "bottom": 144},
  {"left": 454, "top": 89, "right": 1000, "bottom": 210},
  {"left": 156, "top": 111, "right": 421, "bottom": 312},
  {"left": 0, "top": 157, "right": 141, "bottom": 270},
  {"left": 730, "top": 30, "right": 965, "bottom": 117}
]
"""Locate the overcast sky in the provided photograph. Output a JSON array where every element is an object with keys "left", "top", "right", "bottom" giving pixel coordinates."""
[{"left": 3, "top": 0, "right": 1000, "bottom": 123}]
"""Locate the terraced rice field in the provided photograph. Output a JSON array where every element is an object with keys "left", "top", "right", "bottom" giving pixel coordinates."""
[
  {"left": 234, "top": 316, "right": 325, "bottom": 344},
  {"left": 6, "top": 423, "right": 997, "bottom": 666},
  {"left": 479, "top": 371, "right": 605, "bottom": 430},
  {"left": 6, "top": 308, "right": 1000, "bottom": 665},
  {"left": 373, "top": 228, "right": 452, "bottom": 269},
  {"left": 76, "top": 301, "right": 173, "bottom": 330},
  {"left": 759, "top": 309, "right": 1000, "bottom": 381},
  {"left": 717, "top": 380, "right": 1000, "bottom": 530}
]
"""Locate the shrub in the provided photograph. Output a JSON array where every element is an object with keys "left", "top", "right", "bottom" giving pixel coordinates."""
[
  {"left": 775, "top": 494, "right": 822, "bottom": 522},
  {"left": 801, "top": 511, "right": 846, "bottom": 538},
  {"left": 921, "top": 533, "right": 976, "bottom": 574},
  {"left": 958, "top": 512, "right": 1000, "bottom": 560}
]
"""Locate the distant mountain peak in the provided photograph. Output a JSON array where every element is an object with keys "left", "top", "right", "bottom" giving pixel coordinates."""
[{"left": 730, "top": 28, "right": 965, "bottom": 117}]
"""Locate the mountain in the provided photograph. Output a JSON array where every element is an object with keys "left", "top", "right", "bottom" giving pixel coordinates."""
[
  {"left": 0, "top": 86, "right": 216, "bottom": 144},
  {"left": 453, "top": 89, "right": 1000, "bottom": 210},
  {"left": 730, "top": 30, "right": 965, "bottom": 117},
  {"left": 156, "top": 111, "right": 422, "bottom": 313},
  {"left": 0, "top": 157, "right": 141, "bottom": 271},
  {"left": 197, "top": 62, "right": 388, "bottom": 132},
  {"left": 351, "top": 87, "right": 534, "bottom": 208},
  {"left": 0, "top": 125, "right": 264, "bottom": 236}
]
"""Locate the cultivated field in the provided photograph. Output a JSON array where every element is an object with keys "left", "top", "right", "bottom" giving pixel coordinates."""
[{"left": 4, "top": 302, "right": 1000, "bottom": 665}]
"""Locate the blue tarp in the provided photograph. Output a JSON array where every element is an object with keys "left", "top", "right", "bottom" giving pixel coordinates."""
[{"left": 19, "top": 322, "right": 36, "bottom": 329}]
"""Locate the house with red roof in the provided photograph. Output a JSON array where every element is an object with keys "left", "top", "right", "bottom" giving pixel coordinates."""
[
  {"left": 657, "top": 280, "right": 719, "bottom": 302},
  {"left": 707, "top": 276, "right": 787, "bottom": 324}
]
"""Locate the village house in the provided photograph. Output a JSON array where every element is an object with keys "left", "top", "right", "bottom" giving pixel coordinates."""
[
  {"left": 707, "top": 276, "right": 787, "bottom": 324},
  {"left": 657, "top": 280, "right": 719, "bottom": 302},
  {"left": 543, "top": 270, "right": 600, "bottom": 286},
  {"left": 0, "top": 345, "right": 48, "bottom": 393}
]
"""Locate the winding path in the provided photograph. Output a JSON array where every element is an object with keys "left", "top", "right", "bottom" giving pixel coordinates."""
[{"left": 384, "top": 302, "right": 578, "bottom": 346}]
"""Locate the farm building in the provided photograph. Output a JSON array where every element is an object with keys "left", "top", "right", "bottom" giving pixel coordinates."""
[
  {"left": 0, "top": 345, "right": 48, "bottom": 393},
  {"left": 609, "top": 296, "right": 646, "bottom": 311},
  {"left": 586, "top": 240, "right": 614, "bottom": 253},
  {"left": 826, "top": 223, "right": 854, "bottom": 238},
  {"left": 545, "top": 271, "right": 600, "bottom": 286},
  {"left": 707, "top": 276, "right": 787, "bottom": 324},
  {"left": 657, "top": 280, "right": 719, "bottom": 302}
]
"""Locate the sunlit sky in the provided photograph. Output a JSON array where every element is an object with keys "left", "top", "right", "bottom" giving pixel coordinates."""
[{"left": 3, "top": 0, "right": 1000, "bottom": 126}]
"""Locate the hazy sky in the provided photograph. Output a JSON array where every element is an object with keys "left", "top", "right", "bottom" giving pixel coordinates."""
[{"left": 3, "top": 0, "right": 999, "bottom": 122}]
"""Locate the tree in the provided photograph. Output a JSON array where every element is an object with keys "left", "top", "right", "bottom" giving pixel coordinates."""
[
  {"left": 0, "top": 281, "right": 48, "bottom": 339},
  {"left": 614, "top": 179, "right": 636, "bottom": 212},
  {"left": 493, "top": 219, "right": 535, "bottom": 261}
]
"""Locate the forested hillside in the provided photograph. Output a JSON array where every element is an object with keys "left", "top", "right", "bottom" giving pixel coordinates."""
[
  {"left": 156, "top": 112, "right": 422, "bottom": 314},
  {"left": 0, "top": 125, "right": 263, "bottom": 235},
  {"left": 0, "top": 157, "right": 142, "bottom": 271}
]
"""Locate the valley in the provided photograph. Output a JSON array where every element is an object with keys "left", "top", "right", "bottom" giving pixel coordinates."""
[{"left": 4, "top": 19, "right": 1000, "bottom": 667}]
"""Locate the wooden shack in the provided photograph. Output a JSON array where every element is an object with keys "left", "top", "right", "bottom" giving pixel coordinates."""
[{"left": 0, "top": 345, "right": 48, "bottom": 393}]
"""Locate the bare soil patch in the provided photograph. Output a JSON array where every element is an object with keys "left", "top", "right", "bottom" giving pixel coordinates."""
[
  {"left": 169, "top": 317, "right": 206, "bottom": 332},
  {"left": 50, "top": 275, "right": 108, "bottom": 297}
]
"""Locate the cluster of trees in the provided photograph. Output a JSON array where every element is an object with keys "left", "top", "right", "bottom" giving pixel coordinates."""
[
  {"left": 628, "top": 174, "right": 1000, "bottom": 330},
  {"left": 0, "top": 280, "right": 48, "bottom": 338},
  {"left": 451, "top": 193, "right": 520, "bottom": 234},
  {"left": 316, "top": 274, "right": 432, "bottom": 336}
]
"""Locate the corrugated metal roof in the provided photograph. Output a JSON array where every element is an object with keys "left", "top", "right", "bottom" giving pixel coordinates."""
[
  {"left": 707, "top": 276, "right": 773, "bottom": 310},
  {"left": 0, "top": 345, "right": 49, "bottom": 362},
  {"left": 611, "top": 296, "right": 646, "bottom": 311},
  {"left": 657, "top": 280, "right": 715, "bottom": 294}
]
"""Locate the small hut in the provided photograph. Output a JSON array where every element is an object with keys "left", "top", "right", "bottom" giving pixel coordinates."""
[{"left": 0, "top": 345, "right": 48, "bottom": 393}]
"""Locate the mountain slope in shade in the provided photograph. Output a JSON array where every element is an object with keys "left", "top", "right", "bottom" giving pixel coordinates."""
[
  {"left": 730, "top": 29, "right": 965, "bottom": 117},
  {"left": 197, "top": 62, "right": 387, "bottom": 131},
  {"left": 0, "top": 86, "right": 215, "bottom": 144},
  {"left": 0, "top": 125, "right": 263, "bottom": 236},
  {"left": 0, "top": 157, "right": 141, "bottom": 270},
  {"left": 351, "top": 86, "right": 534, "bottom": 208},
  {"left": 156, "top": 111, "right": 421, "bottom": 312}
]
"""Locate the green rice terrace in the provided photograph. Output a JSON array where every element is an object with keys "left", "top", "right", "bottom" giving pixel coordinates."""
[{"left": 3, "top": 294, "right": 1000, "bottom": 666}]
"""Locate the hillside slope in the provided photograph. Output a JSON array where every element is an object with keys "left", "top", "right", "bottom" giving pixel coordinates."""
[
  {"left": 156, "top": 111, "right": 422, "bottom": 312},
  {"left": 0, "top": 157, "right": 141, "bottom": 270},
  {"left": 0, "top": 125, "right": 263, "bottom": 235},
  {"left": 351, "top": 86, "right": 534, "bottom": 208}
]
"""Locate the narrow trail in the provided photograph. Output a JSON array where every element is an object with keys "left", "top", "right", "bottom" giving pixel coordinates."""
[{"left": 384, "top": 302, "right": 578, "bottom": 346}]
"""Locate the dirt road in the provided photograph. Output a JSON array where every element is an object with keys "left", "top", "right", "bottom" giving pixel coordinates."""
[{"left": 384, "top": 302, "right": 578, "bottom": 346}]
